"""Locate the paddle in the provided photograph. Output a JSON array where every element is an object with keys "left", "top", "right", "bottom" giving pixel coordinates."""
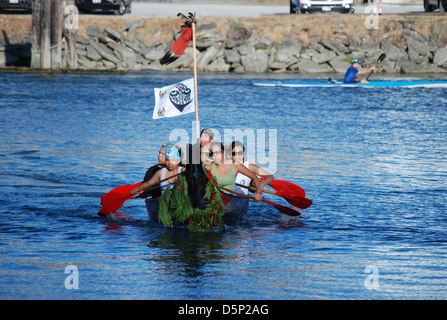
[
  {"left": 98, "top": 181, "right": 142, "bottom": 217},
  {"left": 236, "top": 183, "right": 313, "bottom": 210},
  {"left": 365, "top": 53, "right": 386, "bottom": 81},
  {"left": 220, "top": 187, "right": 301, "bottom": 217},
  {"left": 258, "top": 177, "right": 306, "bottom": 197},
  {"left": 97, "top": 172, "right": 181, "bottom": 217}
]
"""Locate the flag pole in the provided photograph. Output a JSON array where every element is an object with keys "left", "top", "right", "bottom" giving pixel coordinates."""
[{"left": 192, "top": 18, "right": 200, "bottom": 142}]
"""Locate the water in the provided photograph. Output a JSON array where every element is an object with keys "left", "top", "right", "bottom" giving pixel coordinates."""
[{"left": 0, "top": 72, "right": 446, "bottom": 300}]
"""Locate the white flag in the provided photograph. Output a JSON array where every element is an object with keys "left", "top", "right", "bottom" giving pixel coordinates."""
[{"left": 153, "top": 78, "right": 195, "bottom": 119}]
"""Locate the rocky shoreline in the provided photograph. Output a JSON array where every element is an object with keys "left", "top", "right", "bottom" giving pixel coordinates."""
[{"left": 1, "top": 15, "right": 447, "bottom": 74}]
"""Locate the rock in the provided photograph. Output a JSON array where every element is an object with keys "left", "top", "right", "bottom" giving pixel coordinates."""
[
  {"left": 86, "top": 45, "right": 102, "bottom": 61},
  {"left": 224, "top": 49, "right": 240, "bottom": 64},
  {"left": 297, "top": 60, "right": 334, "bottom": 73},
  {"left": 252, "top": 36, "right": 271, "bottom": 50},
  {"left": 108, "top": 42, "right": 137, "bottom": 69},
  {"left": 104, "top": 27, "right": 122, "bottom": 42},
  {"left": 328, "top": 54, "right": 351, "bottom": 73},
  {"left": 433, "top": 47, "right": 447, "bottom": 66},
  {"left": 197, "top": 43, "right": 223, "bottom": 69},
  {"left": 87, "top": 25, "right": 105, "bottom": 39},
  {"left": 121, "top": 20, "right": 146, "bottom": 32},
  {"left": 226, "top": 22, "right": 252, "bottom": 49},
  {"left": 89, "top": 39, "right": 120, "bottom": 64},
  {"left": 240, "top": 51, "right": 268, "bottom": 73},
  {"left": 77, "top": 56, "right": 100, "bottom": 70},
  {"left": 380, "top": 39, "right": 408, "bottom": 61},
  {"left": 401, "top": 63, "right": 447, "bottom": 74},
  {"left": 141, "top": 46, "right": 165, "bottom": 61},
  {"left": 206, "top": 56, "right": 230, "bottom": 72},
  {"left": 275, "top": 45, "right": 300, "bottom": 65},
  {"left": 312, "top": 50, "right": 336, "bottom": 64},
  {"left": 75, "top": 34, "right": 89, "bottom": 45}
]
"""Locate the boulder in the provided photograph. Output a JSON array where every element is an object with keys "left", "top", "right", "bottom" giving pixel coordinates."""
[
  {"left": 380, "top": 39, "right": 408, "bottom": 61},
  {"left": 240, "top": 51, "right": 268, "bottom": 73},
  {"left": 312, "top": 50, "right": 336, "bottom": 64},
  {"left": 297, "top": 60, "right": 334, "bottom": 73},
  {"left": 226, "top": 22, "right": 252, "bottom": 49},
  {"left": 197, "top": 43, "right": 223, "bottom": 69},
  {"left": 89, "top": 39, "right": 120, "bottom": 64},
  {"left": 433, "top": 47, "right": 447, "bottom": 66},
  {"left": 104, "top": 27, "right": 122, "bottom": 42},
  {"left": 328, "top": 54, "right": 351, "bottom": 73}
]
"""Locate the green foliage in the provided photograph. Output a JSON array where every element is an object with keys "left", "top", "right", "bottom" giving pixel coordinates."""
[{"left": 157, "top": 171, "right": 226, "bottom": 232}]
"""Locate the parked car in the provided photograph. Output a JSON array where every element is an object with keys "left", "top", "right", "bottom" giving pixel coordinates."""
[
  {"left": 0, "top": 0, "right": 32, "bottom": 13},
  {"left": 424, "top": 0, "right": 447, "bottom": 12},
  {"left": 75, "top": 0, "right": 132, "bottom": 15},
  {"left": 290, "top": 0, "right": 355, "bottom": 14}
]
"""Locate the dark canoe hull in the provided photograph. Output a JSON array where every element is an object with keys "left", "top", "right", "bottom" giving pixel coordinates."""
[{"left": 145, "top": 192, "right": 250, "bottom": 226}]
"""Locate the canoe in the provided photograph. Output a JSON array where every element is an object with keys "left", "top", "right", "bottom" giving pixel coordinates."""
[
  {"left": 145, "top": 192, "right": 250, "bottom": 225},
  {"left": 253, "top": 80, "right": 447, "bottom": 88}
]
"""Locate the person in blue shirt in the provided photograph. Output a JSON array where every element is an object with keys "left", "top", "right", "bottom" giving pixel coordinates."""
[{"left": 344, "top": 60, "right": 376, "bottom": 83}]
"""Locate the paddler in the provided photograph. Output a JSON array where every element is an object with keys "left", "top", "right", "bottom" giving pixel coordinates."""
[
  {"left": 132, "top": 145, "right": 185, "bottom": 196},
  {"left": 344, "top": 59, "right": 376, "bottom": 84},
  {"left": 231, "top": 141, "right": 274, "bottom": 195},
  {"left": 204, "top": 142, "right": 262, "bottom": 202}
]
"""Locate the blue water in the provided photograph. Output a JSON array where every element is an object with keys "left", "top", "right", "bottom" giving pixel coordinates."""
[{"left": 0, "top": 72, "right": 446, "bottom": 300}]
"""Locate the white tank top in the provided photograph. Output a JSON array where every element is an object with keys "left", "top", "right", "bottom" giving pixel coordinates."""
[
  {"left": 160, "top": 167, "right": 182, "bottom": 193},
  {"left": 234, "top": 161, "right": 250, "bottom": 195}
]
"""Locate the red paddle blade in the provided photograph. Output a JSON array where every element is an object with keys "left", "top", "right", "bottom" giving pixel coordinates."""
[
  {"left": 269, "top": 179, "right": 305, "bottom": 197},
  {"left": 97, "top": 182, "right": 142, "bottom": 217},
  {"left": 262, "top": 199, "right": 301, "bottom": 217},
  {"left": 283, "top": 195, "right": 313, "bottom": 210},
  {"left": 159, "top": 27, "right": 192, "bottom": 65}
]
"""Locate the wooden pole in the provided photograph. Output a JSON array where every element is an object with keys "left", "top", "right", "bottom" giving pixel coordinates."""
[
  {"left": 192, "top": 21, "right": 200, "bottom": 142},
  {"left": 31, "top": 0, "right": 41, "bottom": 69},
  {"left": 40, "top": 0, "right": 51, "bottom": 69},
  {"left": 50, "top": 0, "right": 62, "bottom": 70},
  {"left": 63, "top": 0, "right": 77, "bottom": 69},
  {"left": 31, "top": 0, "right": 69, "bottom": 70}
]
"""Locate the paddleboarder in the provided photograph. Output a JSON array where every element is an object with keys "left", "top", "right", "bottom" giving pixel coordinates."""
[{"left": 344, "top": 60, "right": 376, "bottom": 84}]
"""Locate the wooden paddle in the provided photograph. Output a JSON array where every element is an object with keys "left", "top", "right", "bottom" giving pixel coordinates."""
[
  {"left": 365, "top": 53, "right": 386, "bottom": 81},
  {"left": 236, "top": 183, "right": 313, "bottom": 210},
  {"left": 220, "top": 187, "right": 301, "bottom": 217},
  {"left": 98, "top": 172, "right": 181, "bottom": 217}
]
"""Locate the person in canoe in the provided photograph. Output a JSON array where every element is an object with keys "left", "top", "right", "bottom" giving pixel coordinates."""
[
  {"left": 200, "top": 128, "right": 214, "bottom": 150},
  {"left": 344, "top": 59, "right": 376, "bottom": 84},
  {"left": 204, "top": 142, "right": 263, "bottom": 202},
  {"left": 132, "top": 145, "right": 185, "bottom": 196},
  {"left": 231, "top": 141, "right": 274, "bottom": 195}
]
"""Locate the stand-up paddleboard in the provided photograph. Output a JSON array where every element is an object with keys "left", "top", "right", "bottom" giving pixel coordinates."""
[{"left": 253, "top": 79, "right": 447, "bottom": 88}]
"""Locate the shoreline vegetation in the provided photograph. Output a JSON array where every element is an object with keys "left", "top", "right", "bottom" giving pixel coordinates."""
[{"left": 1, "top": 14, "right": 447, "bottom": 75}]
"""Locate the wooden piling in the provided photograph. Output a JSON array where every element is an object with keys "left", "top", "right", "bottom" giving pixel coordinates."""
[{"left": 31, "top": 0, "right": 76, "bottom": 70}]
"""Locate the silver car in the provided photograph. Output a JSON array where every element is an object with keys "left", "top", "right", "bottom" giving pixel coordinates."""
[{"left": 290, "top": 0, "right": 355, "bottom": 14}]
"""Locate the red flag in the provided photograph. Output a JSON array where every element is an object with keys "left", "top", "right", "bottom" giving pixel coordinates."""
[
  {"left": 159, "top": 12, "right": 196, "bottom": 65},
  {"left": 160, "top": 27, "right": 192, "bottom": 65}
]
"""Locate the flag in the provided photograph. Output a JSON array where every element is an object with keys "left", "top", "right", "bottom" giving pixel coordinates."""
[
  {"left": 159, "top": 12, "right": 196, "bottom": 65},
  {"left": 159, "top": 26, "right": 192, "bottom": 65},
  {"left": 153, "top": 78, "right": 195, "bottom": 119}
]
